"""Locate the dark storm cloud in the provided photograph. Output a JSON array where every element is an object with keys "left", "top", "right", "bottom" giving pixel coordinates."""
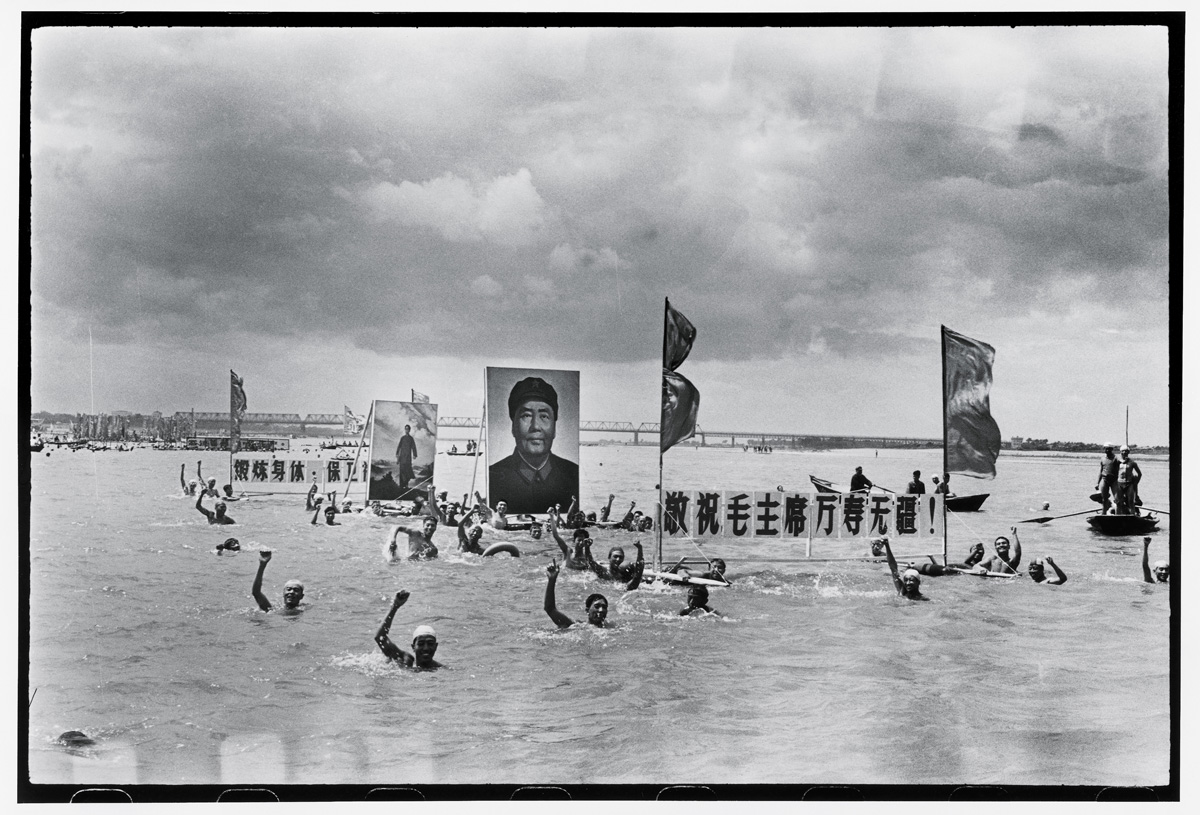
[{"left": 31, "top": 26, "right": 1168, "bottom": 371}]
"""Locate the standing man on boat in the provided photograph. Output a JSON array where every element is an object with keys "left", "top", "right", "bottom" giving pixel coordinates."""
[
  {"left": 849, "top": 466, "right": 873, "bottom": 492},
  {"left": 906, "top": 470, "right": 926, "bottom": 495},
  {"left": 489, "top": 377, "right": 578, "bottom": 514},
  {"left": 395, "top": 424, "right": 417, "bottom": 491},
  {"left": 1096, "top": 444, "right": 1120, "bottom": 514},
  {"left": 1115, "top": 445, "right": 1142, "bottom": 515},
  {"left": 1142, "top": 538, "right": 1169, "bottom": 584}
]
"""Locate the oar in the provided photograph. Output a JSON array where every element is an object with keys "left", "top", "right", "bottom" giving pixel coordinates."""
[
  {"left": 1019, "top": 508, "right": 1098, "bottom": 524},
  {"left": 1140, "top": 506, "right": 1171, "bottom": 516}
]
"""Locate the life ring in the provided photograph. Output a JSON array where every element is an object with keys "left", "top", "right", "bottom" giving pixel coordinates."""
[{"left": 482, "top": 542, "right": 521, "bottom": 558}]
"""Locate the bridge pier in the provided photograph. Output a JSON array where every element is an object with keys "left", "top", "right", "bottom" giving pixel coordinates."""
[{"left": 633, "top": 430, "right": 638, "bottom": 444}]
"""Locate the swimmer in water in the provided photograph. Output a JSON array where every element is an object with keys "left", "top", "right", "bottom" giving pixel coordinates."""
[
  {"left": 586, "top": 542, "right": 645, "bottom": 585},
  {"left": 547, "top": 510, "right": 590, "bottom": 570},
  {"left": 374, "top": 590, "right": 443, "bottom": 670},
  {"left": 220, "top": 484, "right": 243, "bottom": 501},
  {"left": 180, "top": 464, "right": 197, "bottom": 496},
  {"left": 196, "top": 492, "right": 235, "bottom": 525},
  {"left": 882, "top": 538, "right": 927, "bottom": 601},
  {"left": 57, "top": 730, "right": 96, "bottom": 750},
  {"left": 1027, "top": 555, "right": 1067, "bottom": 585},
  {"left": 1142, "top": 537, "right": 1169, "bottom": 584},
  {"left": 599, "top": 493, "right": 615, "bottom": 523},
  {"left": 679, "top": 584, "right": 721, "bottom": 616},
  {"left": 457, "top": 512, "right": 487, "bottom": 555},
  {"left": 979, "top": 527, "right": 1022, "bottom": 574},
  {"left": 543, "top": 560, "right": 617, "bottom": 629},
  {"left": 908, "top": 543, "right": 987, "bottom": 577},
  {"left": 214, "top": 537, "right": 241, "bottom": 556},
  {"left": 196, "top": 461, "right": 220, "bottom": 497},
  {"left": 312, "top": 504, "right": 340, "bottom": 526},
  {"left": 386, "top": 515, "right": 439, "bottom": 562},
  {"left": 251, "top": 549, "right": 305, "bottom": 613}
]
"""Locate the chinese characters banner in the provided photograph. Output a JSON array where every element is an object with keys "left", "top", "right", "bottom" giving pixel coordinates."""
[
  {"left": 662, "top": 490, "right": 945, "bottom": 540},
  {"left": 231, "top": 457, "right": 369, "bottom": 490}
]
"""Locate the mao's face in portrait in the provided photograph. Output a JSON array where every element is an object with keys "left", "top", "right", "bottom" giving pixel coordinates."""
[{"left": 513, "top": 399, "right": 556, "bottom": 459}]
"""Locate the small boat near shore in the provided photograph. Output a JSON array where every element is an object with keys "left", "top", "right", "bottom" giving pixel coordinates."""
[
  {"left": 808, "top": 475, "right": 989, "bottom": 512},
  {"left": 1087, "top": 513, "right": 1159, "bottom": 535}
]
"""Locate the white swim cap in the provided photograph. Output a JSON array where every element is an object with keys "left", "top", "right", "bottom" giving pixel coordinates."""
[
  {"left": 1154, "top": 560, "right": 1167, "bottom": 569},
  {"left": 284, "top": 579, "right": 304, "bottom": 591},
  {"left": 902, "top": 569, "right": 920, "bottom": 580},
  {"left": 412, "top": 624, "right": 436, "bottom": 640}
]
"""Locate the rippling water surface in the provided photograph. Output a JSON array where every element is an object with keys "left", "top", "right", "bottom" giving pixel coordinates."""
[{"left": 26, "top": 444, "right": 1171, "bottom": 787}]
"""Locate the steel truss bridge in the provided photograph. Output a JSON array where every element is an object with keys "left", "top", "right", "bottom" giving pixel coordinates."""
[{"left": 436, "top": 417, "right": 938, "bottom": 448}]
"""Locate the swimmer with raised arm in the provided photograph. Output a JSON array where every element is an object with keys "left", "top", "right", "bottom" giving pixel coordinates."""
[
  {"left": 180, "top": 464, "right": 197, "bottom": 496},
  {"left": 599, "top": 493, "right": 616, "bottom": 523},
  {"left": 374, "top": 590, "right": 443, "bottom": 670},
  {"left": 883, "top": 538, "right": 927, "bottom": 601},
  {"left": 196, "top": 492, "right": 235, "bottom": 525},
  {"left": 1027, "top": 555, "right": 1067, "bottom": 585},
  {"left": 196, "top": 461, "right": 220, "bottom": 497},
  {"left": 457, "top": 511, "right": 487, "bottom": 555},
  {"left": 306, "top": 483, "right": 321, "bottom": 511},
  {"left": 547, "top": 509, "right": 590, "bottom": 570},
  {"left": 979, "top": 527, "right": 1022, "bottom": 574},
  {"left": 1142, "top": 537, "right": 1169, "bottom": 584},
  {"left": 386, "top": 514, "right": 439, "bottom": 562},
  {"left": 543, "top": 560, "right": 613, "bottom": 629},
  {"left": 586, "top": 541, "right": 645, "bottom": 586},
  {"left": 251, "top": 549, "right": 305, "bottom": 613}
]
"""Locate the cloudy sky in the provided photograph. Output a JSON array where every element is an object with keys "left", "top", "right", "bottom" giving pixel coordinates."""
[{"left": 27, "top": 23, "right": 1173, "bottom": 444}]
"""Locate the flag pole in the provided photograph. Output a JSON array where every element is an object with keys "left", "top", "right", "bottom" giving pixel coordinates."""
[
  {"left": 228, "top": 371, "right": 235, "bottom": 488},
  {"left": 341, "top": 403, "right": 373, "bottom": 504},
  {"left": 468, "top": 394, "right": 486, "bottom": 506},
  {"left": 656, "top": 297, "right": 669, "bottom": 573},
  {"left": 940, "top": 326, "right": 949, "bottom": 566}
]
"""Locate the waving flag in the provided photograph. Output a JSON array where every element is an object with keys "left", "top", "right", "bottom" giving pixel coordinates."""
[
  {"left": 230, "top": 370, "right": 247, "bottom": 454},
  {"left": 942, "top": 326, "right": 1001, "bottom": 479},
  {"left": 661, "top": 299, "right": 700, "bottom": 453},
  {"left": 664, "top": 298, "right": 697, "bottom": 372},
  {"left": 411, "top": 390, "right": 431, "bottom": 404},
  {"left": 661, "top": 369, "right": 700, "bottom": 452}
]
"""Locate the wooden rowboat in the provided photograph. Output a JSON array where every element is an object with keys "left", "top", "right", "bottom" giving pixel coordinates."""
[
  {"left": 808, "top": 475, "right": 988, "bottom": 512},
  {"left": 1086, "top": 513, "right": 1159, "bottom": 535}
]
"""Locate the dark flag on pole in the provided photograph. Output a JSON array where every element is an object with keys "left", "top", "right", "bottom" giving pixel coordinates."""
[
  {"left": 664, "top": 298, "right": 697, "bottom": 372},
  {"left": 942, "top": 326, "right": 1001, "bottom": 479},
  {"left": 661, "top": 369, "right": 700, "bottom": 452},
  {"left": 230, "top": 369, "right": 247, "bottom": 454},
  {"left": 661, "top": 299, "right": 699, "bottom": 453}
]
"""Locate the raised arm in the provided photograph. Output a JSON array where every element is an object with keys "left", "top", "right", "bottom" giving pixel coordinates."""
[
  {"left": 583, "top": 542, "right": 606, "bottom": 579},
  {"left": 457, "top": 518, "right": 471, "bottom": 551},
  {"left": 624, "top": 543, "right": 645, "bottom": 591},
  {"left": 600, "top": 494, "right": 615, "bottom": 522},
  {"left": 306, "top": 483, "right": 318, "bottom": 511},
  {"left": 180, "top": 463, "right": 187, "bottom": 493},
  {"left": 547, "top": 510, "right": 570, "bottom": 559},
  {"left": 1043, "top": 555, "right": 1067, "bottom": 585},
  {"left": 1008, "top": 527, "right": 1022, "bottom": 569},
  {"left": 195, "top": 492, "right": 214, "bottom": 521},
  {"left": 374, "top": 590, "right": 414, "bottom": 665},
  {"left": 566, "top": 496, "right": 579, "bottom": 520},
  {"left": 620, "top": 502, "right": 637, "bottom": 525},
  {"left": 543, "top": 561, "right": 574, "bottom": 629},
  {"left": 252, "top": 550, "right": 273, "bottom": 611},
  {"left": 882, "top": 538, "right": 903, "bottom": 594},
  {"left": 196, "top": 459, "right": 204, "bottom": 484},
  {"left": 1142, "top": 538, "right": 1153, "bottom": 583},
  {"left": 311, "top": 507, "right": 321, "bottom": 525}
]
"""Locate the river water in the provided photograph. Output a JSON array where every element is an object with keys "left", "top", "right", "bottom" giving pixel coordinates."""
[{"left": 25, "top": 443, "right": 1172, "bottom": 792}]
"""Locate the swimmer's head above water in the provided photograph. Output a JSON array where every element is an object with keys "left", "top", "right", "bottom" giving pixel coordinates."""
[
  {"left": 900, "top": 568, "right": 921, "bottom": 597},
  {"left": 686, "top": 584, "right": 710, "bottom": 609},
  {"left": 411, "top": 624, "right": 438, "bottom": 667},
  {"left": 282, "top": 579, "right": 305, "bottom": 609},
  {"left": 585, "top": 593, "right": 608, "bottom": 626}
]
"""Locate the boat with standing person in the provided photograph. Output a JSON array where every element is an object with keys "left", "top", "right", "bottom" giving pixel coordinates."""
[{"left": 808, "top": 474, "right": 989, "bottom": 512}]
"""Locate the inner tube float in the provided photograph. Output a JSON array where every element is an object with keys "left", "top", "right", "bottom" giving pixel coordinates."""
[{"left": 482, "top": 542, "right": 521, "bottom": 558}]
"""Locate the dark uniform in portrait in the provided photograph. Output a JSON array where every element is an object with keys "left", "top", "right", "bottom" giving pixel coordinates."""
[{"left": 489, "top": 377, "right": 578, "bottom": 514}]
